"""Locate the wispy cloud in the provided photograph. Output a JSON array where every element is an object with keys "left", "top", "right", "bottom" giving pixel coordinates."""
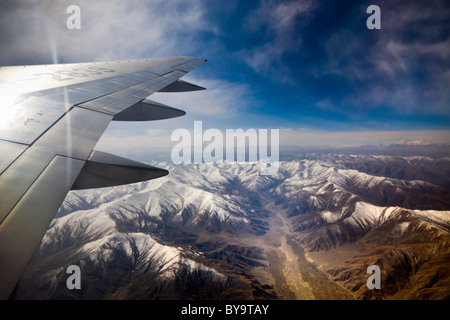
[
  {"left": 239, "top": 0, "right": 314, "bottom": 78},
  {"left": 317, "top": 0, "right": 450, "bottom": 115}
]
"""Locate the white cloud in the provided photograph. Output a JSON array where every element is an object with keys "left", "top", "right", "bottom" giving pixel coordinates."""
[
  {"left": 95, "top": 76, "right": 254, "bottom": 153},
  {"left": 0, "top": 0, "right": 212, "bottom": 64},
  {"left": 96, "top": 122, "right": 450, "bottom": 156},
  {"left": 280, "top": 128, "right": 450, "bottom": 148},
  {"left": 150, "top": 76, "right": 251, "bottom": 118}
]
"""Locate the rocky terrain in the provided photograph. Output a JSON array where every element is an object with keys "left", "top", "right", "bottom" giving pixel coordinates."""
[{"left": 15, "top": 155, "right": 450, "bottom": 300}]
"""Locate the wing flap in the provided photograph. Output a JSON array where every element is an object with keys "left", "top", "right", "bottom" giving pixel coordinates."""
[
  {"left": 0, "top": 156, "right": 85, "bottom": 300},
  {"left": 0, "top": 140, "right": 27, "bottom": 175},
  {"left": 0, "top": 107, "right": 112, "bottom": 224},
  {"left": 32, "top": 107, "right": 113, "bottom": 158},
  {"left": 71, "top": 151, "right": 168, "bottom": 190}
]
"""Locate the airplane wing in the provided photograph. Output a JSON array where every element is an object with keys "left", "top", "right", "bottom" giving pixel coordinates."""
[{"left": 0, "top": 56, "right": 206, "bottom": 299}]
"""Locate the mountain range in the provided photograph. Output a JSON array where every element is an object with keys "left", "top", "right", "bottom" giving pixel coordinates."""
[{"left": 15, "top": 154, "right": 450, "bottom": 300}]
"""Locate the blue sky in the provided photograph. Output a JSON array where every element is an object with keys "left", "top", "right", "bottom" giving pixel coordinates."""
[{"left": 0, "top": 0, "right": 449, "bottom": 154}]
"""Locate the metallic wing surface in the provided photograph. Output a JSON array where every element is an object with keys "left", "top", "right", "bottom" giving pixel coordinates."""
[{"left": 0, "top": 57, "right": 206, "bottom": 299}]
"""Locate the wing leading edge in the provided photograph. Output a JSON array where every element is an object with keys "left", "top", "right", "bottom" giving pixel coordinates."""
[{"left": 0, "top": 57, "right": 206, "bottom": 299}]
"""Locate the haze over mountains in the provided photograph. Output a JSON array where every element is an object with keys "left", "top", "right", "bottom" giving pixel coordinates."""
[{"left": 16, "top": 154, "right": 450, "bottom": 300}]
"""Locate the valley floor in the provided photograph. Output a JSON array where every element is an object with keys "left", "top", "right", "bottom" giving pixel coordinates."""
[{"left": 216, "top": 202, "right": 356, "bottom": 300}]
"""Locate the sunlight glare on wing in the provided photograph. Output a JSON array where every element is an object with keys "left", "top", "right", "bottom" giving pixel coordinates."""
[{"left": 0, "top": 92, "right": 22, "bottom": 131}]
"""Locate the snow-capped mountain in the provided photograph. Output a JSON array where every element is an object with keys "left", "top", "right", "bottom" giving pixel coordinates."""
[{"left": 16, "top": 155, "right": 450, "bottom": 300}]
